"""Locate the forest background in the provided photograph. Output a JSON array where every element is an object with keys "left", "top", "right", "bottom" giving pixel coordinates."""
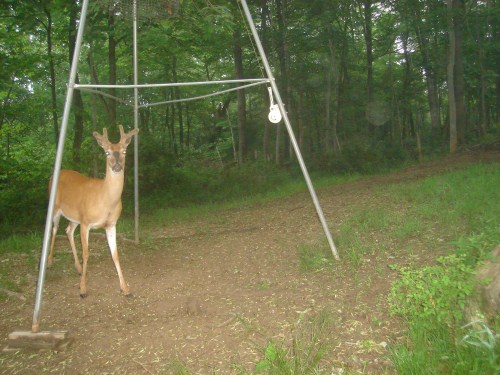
[{"left": 0, "top": 0, "right": 498, "bottom": 237}]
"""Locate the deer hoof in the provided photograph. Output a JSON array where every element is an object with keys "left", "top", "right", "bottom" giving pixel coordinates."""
[
  {"left": 79, "top": 292, "right": 87, "bottom": 299},
  {"left": 124, "top": 292, "right": 133, "bottom": 299}
]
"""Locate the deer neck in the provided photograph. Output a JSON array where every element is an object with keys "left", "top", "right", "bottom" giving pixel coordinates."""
[{"left": 103, "top": 166, "right": 125, "bottom": 204}]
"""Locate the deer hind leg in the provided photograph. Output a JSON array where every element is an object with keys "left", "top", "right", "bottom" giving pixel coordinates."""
[
  {"left": 66, "top": 222, "right": 82, "bottom": 274},
  {"left": 48, "top": 212, "right": 61, "bottom": 267},
  {"left": 79, "top": 224, "right": 90, "bottom": 298},
  {"left": 105, "top": 226, "right": 131, "bottom": 297}
]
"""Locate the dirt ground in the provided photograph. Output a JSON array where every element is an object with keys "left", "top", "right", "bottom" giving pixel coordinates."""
[{"left": 0, "top": 149, "right": 498, "bottom": 374}]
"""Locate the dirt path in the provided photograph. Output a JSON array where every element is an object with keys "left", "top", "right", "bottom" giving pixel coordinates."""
[{"left": 0, "top": 149, "right": 498, "bottom": 374}]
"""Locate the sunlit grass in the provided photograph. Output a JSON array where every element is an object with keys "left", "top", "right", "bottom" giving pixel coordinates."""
[
  {"left": 297, "top": 241, "right": 332, "bottom": 272},
  {"left": 0, "top": 231, "right": 41, "bottom": 256},
  {"left": 389, "top": 163, "right": 499, "bottom": 234},
  {"left": 253, "top": 311, "right": 333, "bottom": 374}
]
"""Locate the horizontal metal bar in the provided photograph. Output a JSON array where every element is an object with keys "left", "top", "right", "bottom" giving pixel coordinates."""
[
  {"left": 75, "top": 80, "right": 268, "bottom": 109},
  {"left": 74, "top": 78, "right": 270, "bottom": 90}
]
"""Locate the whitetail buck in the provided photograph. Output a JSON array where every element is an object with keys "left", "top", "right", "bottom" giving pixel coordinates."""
[{"left": 48, "top": 125, "right": 139, "bottom": 298}]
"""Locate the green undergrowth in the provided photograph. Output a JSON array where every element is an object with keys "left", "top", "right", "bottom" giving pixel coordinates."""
[{"left": 386, "top": 163, "right": 500, "bottom": 374}]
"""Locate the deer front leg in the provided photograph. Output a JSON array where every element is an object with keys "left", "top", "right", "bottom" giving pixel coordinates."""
[
  {"left": 48, "top": 213, "right": 61, "bottom": 267},
  {"left": 66, "top": 222, "right": 82, "bottom": 274},
  {"left": 79, "top": 224, "right": 90, "bottom": 298},
  {"left": 105, "top": 226, "right": 131, "bottom": 297}
]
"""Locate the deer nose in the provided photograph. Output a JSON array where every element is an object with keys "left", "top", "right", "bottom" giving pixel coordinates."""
[{"left": 111, "top": 152, "right": 123, "bottom": 173}]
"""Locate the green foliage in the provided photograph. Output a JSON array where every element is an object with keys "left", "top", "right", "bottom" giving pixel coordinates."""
[
  {"left": 451, "top": 227, "right": 500, "bottom": 267},
  {"left": 388, "top": 187, "right": 500, "bottom": 375},
  {"left": 313, "top": 140, "right": 411, "bottom": 175},
  {"left": 461, "top": 320, "right": 500, "bottom": 369},
  {"left": 297, "top": 242, "right": 332, "bottom": 272},
  {"left": 0, "top": 232, "right": 40, "bottom": 256},
  {"left": 0, "top": 136, "right": 56, "bottom": 238},
  {"left": 390, "top": 319, "right": 500, "bottom": 374},
  {"left": 254, "top": 312, "right": 331, "bottom": 374},
  {"left": 166, "top": 359, "right": 191, "bottom": 375},
  {"left": 388, "top": 254, "right": 475, "bottom": 326},
  {"left": 138, "top": 161, "right": 293, "bottom": 210},
  {"left": 389, "top": 163, "right": 500, "bottom": 235},
  {"left": 335, "top": 209, "right": 384, "bottom": 269}
]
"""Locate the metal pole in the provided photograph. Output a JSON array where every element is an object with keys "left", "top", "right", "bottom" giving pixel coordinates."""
[
  {"left": 133, "top": 0, "right": 140, "bottom": 244},
  {"left": 32, "top": 0, "right": 90, "bottom": 333},
  {"left": 238, "top": 0, "right": 339, "bottom": 260},
  {"left": 74, "top": 78, "right": 269, "bottom": 89}
]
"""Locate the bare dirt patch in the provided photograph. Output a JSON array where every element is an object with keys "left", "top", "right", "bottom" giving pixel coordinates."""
[{"left": 0, "top": 150, "right": 498, "bottom": 374}]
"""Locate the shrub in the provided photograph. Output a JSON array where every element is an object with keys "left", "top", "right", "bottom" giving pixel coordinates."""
[{"left": 388, "top": 254, "right": 475, "bottom": 326}]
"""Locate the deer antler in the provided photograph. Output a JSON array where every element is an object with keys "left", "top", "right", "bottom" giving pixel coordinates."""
[
  {"left": 118, "top": 124, "right": 139, "bottom": 147},
  {"left": 93, "top": 128, "right": 110, "bottom": 149},
  {"left": 119, "top": 125, "right": 125, "bottom": 141}
]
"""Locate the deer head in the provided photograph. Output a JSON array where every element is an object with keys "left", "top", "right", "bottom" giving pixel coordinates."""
[{"left": 93, "top": 125, "right": 139, "bottom": 173}]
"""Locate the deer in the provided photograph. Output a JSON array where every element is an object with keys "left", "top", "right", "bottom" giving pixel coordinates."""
[{"left": 47, "top": 125, "right": 139, "bottom": 298}]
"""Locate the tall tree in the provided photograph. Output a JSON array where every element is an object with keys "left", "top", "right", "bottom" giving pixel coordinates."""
[
  {"left": 360, "top": 0, "right": 374, "bottom": 121},
  {"left": 68, "top": 0, "right": 85, "bottom": 164},
  {"left": 233, "top": 27, "right": 247, "bottom": 164},
  {"left": 275, "top": 0, "right": 290, "bottom": 164},
  {"left": 260, "top": 0, "right": 272, "bottom": 162},
  {"left": 172, "top": 57, "right": 184, "bottom": 153},
  {"left": 40, "top": 0, "right": 60, "bottom": 145},
  {"left": 411, "top": 0, "right": 442, "bottom": 131},
  {"left": 447, "top": 0, "right": 458, "bottom": 154},
  {"left": 453, "top": 0, "right": 466, "bottom": 144},
  {"left": 107, "top": 5, "right": 117, "bottom": 126}
]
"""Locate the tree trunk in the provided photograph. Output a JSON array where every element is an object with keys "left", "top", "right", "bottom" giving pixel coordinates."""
[
  {"left": 261, "top": 0, "right": 271, "bottom": 161},
  {"left": 414, "top": 23, "right": 441, "bottom": 131},
  {"left": 0, "top": 83, "right": 13, "bottom": 136},
  {"left": 361, "top": 0, "right": 374, "bottom": 134},
  {"left": 453, "top": 0, "right": 466, "bottom": 144},
  {"left": 415, "top": 111, "right": 423, "bottom": 163},
  {"left": 108, "top": 8, "right": 117, "bottom": 126},
  {"left": 326, "top": 25, "right": 340, "bottom": 155},
  {"left": 88, "top": 42, "right": 111, "bottom": 119},
  {"left": 275, "top": 0, "right": 289, "bottom": 165},
  {"left": 166, "top": 88, "right": 177, "bottom": 155},
  {"left": 87, "top": 42, "right": 99, "bottom": 177},
  {"left": 297, "top": 91, "right": 304, "bottom": 151},
  {"left": 186, "top": 104, "right": 191, "bottom": 150},
  {"left": 401, "top": 31, "right": 413, "bottom": 143},
  {"left": 447, "top": 0, "right": 458, "bottom": 154},
  {"left": 69, "top": 2, "right": 84, "bottom": 165},
  {"left": 43, "top": 4, "right": 59, "bottom": 146},
  {"left": 324, "top": 56, "right": 332, "bottom": 154},
  {"left": 233, "top": 28, "right": 246, "bottom": 164},
  {"left": 172, "top": 57, "right": 184, "bottom": 153}
]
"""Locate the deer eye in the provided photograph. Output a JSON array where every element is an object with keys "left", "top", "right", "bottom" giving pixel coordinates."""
[
  {"left": 105, "top": 151, "right": 110, "bottom": 156},
  {"left": 122, "top": 150, "right": 127, "bottom": 155}
]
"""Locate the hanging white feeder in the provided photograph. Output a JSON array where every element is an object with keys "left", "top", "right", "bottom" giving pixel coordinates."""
[{"left": 268, "top": 87, "right": 282, "bottom": 124}]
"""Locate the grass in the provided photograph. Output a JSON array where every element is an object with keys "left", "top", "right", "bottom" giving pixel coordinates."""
[
  {"left": 390, "top": 319, "right": 500, "bottom": 374},
  {"left": 297, "top": 241, "right": 333, "bottom": 272},
  {"left": 293, "top": 163, "right": 500, "bottom": 373},
  {"left": 0, "top": 231, "right": 41, "bottom": 255},
  {"left": 386, "top": 163, "right": 500, "bottom": 374},
  {"left": 252, "top": 311, "right": 333, "bottom": 374}
]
